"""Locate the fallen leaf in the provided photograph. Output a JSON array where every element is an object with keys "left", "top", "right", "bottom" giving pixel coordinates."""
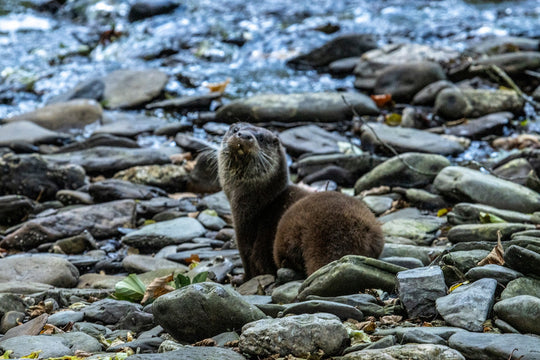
[
  {"left": 193, "top": 338, "right": 217, "bottom": 347},
  {"left": 206, "top": 78, "right": 230, "bottom": 93},
  {"left": 384, "top": 113, "right": 402, "bottom": 126},
  {"left": 141, "top": 274, "right": 175, "bottom": 304},
  {"left": 20, "top": 351, "right": 42, "bottom": 359},
  {"left": 477, "top": 231, "right": 505, "bottom": 266},
  {"left": 170, "top": 152, "right": 192, "bottom": 164},
  {"left": 168, "top": 192, "right": 198, "bottom": 200},
  {"left": 379, "top": 315, "right": 402, "bottom": 325},
  {"left": 449, "top": 281, "right": 469, "bottom": 292},
  {"left": 184, "top": 253, "right": 201, "bottom": 264},
  {"left": 370, "top": 94, "right": 393, "bottom": 108},
  {"left": 479, "top": 212, "right": 506, "bottom": 224},
  {"left": 359, "top": 186, "right": 391, "bottom": 197},
  {"left": 41, "top": 323, "right": 64, "bottom": 335},
  {"left": 437, "top": 208, "right": 450, "bottom": 217}
]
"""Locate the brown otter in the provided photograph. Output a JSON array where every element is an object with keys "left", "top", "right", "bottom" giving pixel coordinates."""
[{"left": 217, "top": 123, "right": 384, "bottom": 279}]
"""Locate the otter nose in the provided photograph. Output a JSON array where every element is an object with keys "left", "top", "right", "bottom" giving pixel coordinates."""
[{"left": 236, "top": 131, "right": 253, "bottom": 141}]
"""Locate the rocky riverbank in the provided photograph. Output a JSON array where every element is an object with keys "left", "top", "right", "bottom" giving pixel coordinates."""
[{"left": 1, "top": 0, "right": 540, "bottom": 359}]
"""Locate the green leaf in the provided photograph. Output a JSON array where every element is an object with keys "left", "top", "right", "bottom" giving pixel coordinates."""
[
  {"left": 174, "top": 273, "right": 191, "bottom": 288},
  {"left": 192, "top": 271, "right": 208, "bottom": 284},
  {"left": 479, "top": 212, "right": 506, "bottom": 224},
  {"left": 113, "top": 274, "right": 146, "bottom": 302}
]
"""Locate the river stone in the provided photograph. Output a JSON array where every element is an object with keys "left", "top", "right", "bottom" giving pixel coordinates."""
[
  {"left": 381, "top": 243, "right": 440, "bottom": 266},
  {"left": 0, "top": 195, "right": 36, "bottom": 226},
  {"left": 375, "top": 326, "right": 467, "bottom": 342},
  {"left": 48, "top": 77, "right": 105, "bottom": 104},
  {"left": 287, "top": 34, "right": 376, "bottom": 68},
  {"left": 127, "top": 346, "right": 246, "bottom": 360},
  {"left": 0, "top": 255, "right": 78, "bottom": 287},
  {"left": 296, "top": 153, "right": 382, "bottom": 180},
  {"left": 215, "top": 92, "right": 378, "bottom": 124},
  {"left": 4, "top": 99, "right": 102, "bottom": 130},
  {"left": 281, "top": 300, "right": 364, "bottom": 321},
  {"left": 354, "top": 152, "right": 450, "bottom": 193},
  {"left": 297, "top": 255, "right": 406, "bottom": 300},
  {"left": 0, "top": 332, "right": 101, "bottom": 357},
  {"left": 121, "top": 216, "right": 206, "bottom": 252},
  {"left": 201, "top": 191, "right": 231, "bottom": 216},
  {"left": 501, "top": 277, "right": 540, "bottom": 300},
  {"left": 94, "top": 114, "right": 168, "bottom": 138},
  {"left": 436, "top": 278, "right": 497, "bottom": 332},
  {"left": 444, "top": 112, "right": 512, "bottom": 139},
  {"left": 42, "top": 146, "right": 172, "bottom": 175},
  {"left": 0, "top": 281, "right": 54, "bottom": 295},
  {"left": 279, "top": 125, "right": 348, "bottom": 156},
  {"left": 373, "top": 61, "right": 446, "bottom": 102},
  {"left": 412, "top": 80, "right": 457, "bottom": 105},
  {"left": 434, "top": 88, "right": 524, "bottom": 120},
  {"left": 88, "top": 179, "right": 167, "bottom": 201},
  {"left": 0, "top": 200, "right": 136, "bottom": 250},
  {"left": 0, "top": 121, "right": 71, "bottom": 147},
  {"left": 197, "top": 210, "right": 227, "bottom": 231},
  {"left": 493, "top": 295, "right": 540, "bottom": 335},
  {"left": 447, "top": 223, "right": 535, "bottom": 243},
  {"left": 362, "top": 196, "right": 393, "bottom": 215},
  {"left": 381, "top": 214, "right": 445, "bottom": 245},
  {"left": 47, "top": 310, "right": 85, "bottom": 327},
  {"left": 404, "top": 188, "right": 449, "bottom": 210},
  {"left": 122, "top": 254, "right": 189, "bottom": 273},
  {"left": 0, "top": 311, "right": 26, "bottom": 334},
  {"left": 472, "top": 51, "right": 540, "bottom": 74},
  {"left": 83, "top": 298, "right": 142, "bottom": 325},
  {"left": 102, "top": 69, "right": 168, "bottom": 109},
  {"left": 448, "top": 332, "right": 540, "bottom": 360},
  {"left": 147, "top": 92, "right": 221, "bottom": 111},
  {"left": 397, "top": 266, "right": 447, "bottom": 318},
  {"left": 434, "top": 166, "right": 540, "bottom": 213},
  {"left": 504, "top": 245, "right": 540, "bottom": 277},
  {"left": 153, "top": 283, "right": 265, "bottom": 343},
  {"left": 468, "top": 36, "right": 540, "bottom": 55},
  {"left": 440, "top": 250, "right": 490, "bottom": 284},
  {"left": 0, "top": 153, "right": 86, "bottom": 201},
  {"left": 113, "top": 164, "right": 189, "bottom": 193},
  {"left": 0, "top": 294, "right": 26, "bottom": 319},
  {"left": 343, "top": 344, "right": 465, "bottom": 360},
  {"left": 493, "top": 158, "right": 533, "bottom": 186},
  {"left": 306, "top": 294, "right": 384, "bottom": 317},
  {"left": 359, "top": 123, "right": 464, "bottom": 156},
  {"left": 56, "top": 133, "right": 139, "bottom": 153},
  {"left": 465, "top": 264, "right": 523, "bottom": 285},
  {"left": 239, "top": 313, "right": 348, "bottom": 357},
  {"left": 448, "top": 202, "right": 534, "bottom": 225}
]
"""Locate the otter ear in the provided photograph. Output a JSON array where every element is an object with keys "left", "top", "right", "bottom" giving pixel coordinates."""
[{"left": 273, "top": 136, "right": 280, "bottom": 146}]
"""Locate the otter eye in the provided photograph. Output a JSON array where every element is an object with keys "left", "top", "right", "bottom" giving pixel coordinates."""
[
  {"left": 273, "top": 137, "right": 280, "bottom": 145},
  {"left": 232, "top": 126, "right": 239, "bottom": 133}
]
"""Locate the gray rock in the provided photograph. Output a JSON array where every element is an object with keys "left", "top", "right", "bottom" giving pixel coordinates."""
[
  {"left": 329, "top": 56, "right": 362, "bottom": 75},
  {"left": 472, "top": 51, "right": 540, "bottom": 74},
  {"left": 153, "top": 283, "right": 265, "bottom": 343},
  {"left": 89, "top": 179, "right": 167, "bottom": 201},
  {"left": 287, "top": 34, "right": 376, "bottom": 68},
  {"left": 94, "top": 115, "right": 167, "bottom": 138},
  {"left": 0, "top": 121, "right": 71, "bottom": 147},
  {"left": 374, "top": 61, "right": 446, "bottom": 102},
  {"left": 0, "top": 153, "right": 86, "bottom": 201},
  {"left": 448, "top": 332, "right": 540, "bottom": 360},
  {"left": 122, "top": 254, "right": 189, "bottom": 273},
  {"left": 412, "top": 80, "right": 458, "bottom": 105},
  {"left": 114, "top": 164, "right": 189, "bottom": 193},
  {"left": 440, "top": 250, "right": 490, "bottom": 284},
  {"left": 0, "top": 294, "right": 26, "bottom": 319},
  {"left": 359, "top": 124, "right": 464, "bottom": 156},
  {"left": 465, "top": 264, "right": 523, "bottom": 285},
  {"left": 504, "top": 245, "right": 540, "bottom": 277},
  {"left": 382, "top": 256, "right": 424, "bottom": 269},
  {"left": 0, "top": 255, "right": 79, "bottom": 287},
  {"left": 186, "top": 257, "right": 235, "bottom": 283},
  {"left": 434, "top": 166, "right": 540, "bottom": 213},
  {"left": 55, "top": 133, "right": 138, "bottom": 152},
  {"left": 493, "top": 158, "right": 533, "bottom": 186},
  {"left": 404, "top": 188, "right": 449, "bottom": 210},
  {"left": 381, "top": 214, "right": 445, "bottom": 245},
  {"left": 271, "top": 281, "right": 303, "bottom": 304},
  {"left": 215, "top": 92, "right": 378, "bottom": 124},
  {"left": 128, "top": 0, "right": 179, "bottom": 22},
  {"left": 0, "top": 311, "right": 25, "bottom": 334},
  {"left": 297, "top": 255, "right": 406, "bottom": 300},
  {"left": 354, "top": 152, "right": 450, "bottom": 193},
  {"left": 127, "top": 346, "right": 246, "bottom": 360},
  {"left": 83, "top": 298, "right": 142, "bottom": 325},
  {"left": 47, "top": 77, "right": 104, "bottom": 104},
  {"left": 200, "top": 191, "right": 231, "bottom": 216},
  {"left": 494, "top": 295, "right": 540, "bottom": 335},
  {"left": 381, "top": 243, "right": 441, "bottom": 266},
  {"left": 343, "top": 344, "right": 465, "bottom": 360},
  {"left": 397, "top": 266, "right": 447, "bottom": 318},
  {"left": 239, "top": 313, "right": 348, "bottom": 357},
  {"left": 4, "top": 99, "right": 102, "bottom": 130},
  {"left": 114, "top": 308, "right": 155, "bottom": 333},
  {"left": 401, "top": 330, "right": 448, "bottom": 345},
  {"left": 107, "top": 337, "right": 163, "bottom": 352},
  {"left": 362, "top": 196, "right": 393, "bottom": 215},
  {"left": 501, "top": 277, "right": 540, "bottom": 300},
  {"left": 281, "top": 300, "right": 364, "bottom": 321},
  {"left": 167, "top": 249, "right": 240, "bottom": 263},
  {"left": 296, "top": 153, "right": 383, "bottom": 180},
  {"left": 102, "top": 69, "right": 168, "bottom": 109},
  {"left": 0, "top": 332, "right": 101, "bottom": 358},
  {"left": 47, "top": 310, "right": 84, "bottom": 327},
  {"left": 435, "top": 88, "right": 524, "bottom": 120},
  {"left": 0, "top": 281, "right": 53, "bottom": 295},
  {"left": 436, "top": 278, "right": 497, "bottom": 332},
  {"left": 375, "top": 326, "right": 467, "bottom": 342},
  {"left": 72, "top": 322, "right": 112, "bottom": 338},
  {"left": 447, "top": 223, "right": 535, "bottom": 243},
  {"left": 197, "top": 210, "right": 227, "bottom": 231},
  {"left": 43, "top": 146, "right": 172, "bottom": 175},
  {"left": 121, "top": 217, "right": 206, "bottom": 252},
  {"left": 444, "top": 112, "right": 512, "bottom": 139},
  {"left": 147, "top": 92, "right": 221, "bottom": 111},
  {"left": 279, "top": 125, "right": 348, "bottom": 156},
  {"left": 0, "top": 195, "right": 36, "bottom": 226},
  {"left": 306, "top": 294, "right": 385, "bottom": 317},
  {"left": 448, "top": 202, "right": 535, "bottom": 225},
  {"left": 0, "top": 200, "right": 136, "bottom": 250},
  {"left": 468, "top": 36, "right": 540, "bottom": 55}
]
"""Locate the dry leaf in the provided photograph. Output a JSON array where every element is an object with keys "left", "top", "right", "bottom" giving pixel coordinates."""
[
  {"left": 357, "top": 320, "right": 377, "bottom": 333},
  {"left": 27, "top": 302, "right": 47, "bottom": 318},
  {"left": 360, "top": 186, "right": 391, "bottom": 197},
  {"left": 141, "top": 274, "right": 175, "bottom": 304},
  {"left": 74, "top": 350, "right": 93, "bottom": 357},
  {"left": 379, "top": 315, "right": 402, "bottom": 325},
  {"left": 492, "top": 134, "right": 540, "bottom": 150},
  {"left": 422, "top": 321, "right": 433, "bottom": 327},
  {"left": 370, "top": 94, "right": 393, "bottom": 108},
  {"left": 224, "top": 340, "right": 239, "bottom": 347},
  {"left": 193, "top": 338, "right": 217, "bottom": 347},
  {"left": 206, "top": 78, "right": 230, "bottom": 93},
  {"left": 170, "top": 152, "right": 192, "bottom": 164},
  {"left": 168, "top": 192, "right": 198, "bottom": 200},
  {"left": 477, "top": 231, "right": 505, "bottom": 266},
  {"left": 184, "top": 254, "right": 201, "bottom": 264},
  {"left": 41, "top": 323, "right": 64, "bottom": 335},
  {"left": 188, "top": 211, "right": 200, "bottom": 218}
]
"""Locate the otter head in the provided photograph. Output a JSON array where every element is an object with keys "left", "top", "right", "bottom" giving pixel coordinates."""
[{"left": 218, "top": 123, "right": 288, "bottom": 192}]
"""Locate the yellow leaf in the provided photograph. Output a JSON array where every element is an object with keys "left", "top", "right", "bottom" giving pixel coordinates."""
[
  {"left": 206, "top": 78, "right": 230, "bottom": 93},
  {"left": 384, "top": 113, "right": 402, "bottom": 126},
  {"left": 0, "top": 350, "right": 13, "bottom": 359},
  {"left": 449, "top": 281, "right": 469, "bottom": 292},
  {"left": 437, "top": 208, "right": 449, "bottom": 217},
  {"left": 21, "top": 351, "right": 42, "bottom": 359}
]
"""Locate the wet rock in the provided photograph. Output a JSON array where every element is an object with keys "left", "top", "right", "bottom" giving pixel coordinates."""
[
  {"left": 0, "top": 311, "right": 25, "bottom": 334},
  {"left": 237, "top": 275, "right": 275, "bottom": 296},
  {"left": 271, "top": 281, "right": 303, "bottom": 304},
  {"left": 296, "top": 153, "right": 382, "bottom": 180},
  {"left": 106, "top": 337, "right": 164, "bottom": 352},
  {"left": 114, "top": 308, "right": 155, "bottom": 332},
  {"left": 380, "top": 243, "right": 439, "bottom": 266},
  {"left": 128, "top": 0, "right": 179, "bottom": 22},
  {"left": 153, "top": 283, "right": 265, "bottom": 343},
  {"left": 0, "top": 254, "right": 78, "bottom": 287},
  {"left": 122, "top": 254, "right": 189, "bottom": 273},
  {"left": 55, "top": 133, "right": 139, "bottom": 153},
  {"left": 1, "top": 313, "right": 48, "bottom": 341},
  {"left": 215, "top": 92, "right": 378, "bottom": 124},
  {"left": 0, "top": 153, "right": 86, "bottom": 201},
  {"left": 186, "top": 256, "right": 235, "bottom": 283},
  {"left": 354, "top": 152, "right": 450, "bottom": 193},
  {"left": 279, "top": 125, "right": 348, "bottom": 156},
  {"left": 3, "top": 99, "right": 102, "bottom": 130},
  {"left": 397, "top": 266, "right": 447, "bottom": 318},
  {"left": 121, "top": 217, "right": 206, "bottom": 252},
  {"left": 0, "top": 294, "right": 26, "bottom": 319},
  {"left": 468, "top": 36, "right": 540, "bottom": 55},
  {"left": 197, "top": 210, "right": 227, "bottom": 230},
  {"left": 43, "top": 146, "right": 172, "bottom": 175},
  {"left": 281, "top": 300, "right": 364, "bottom": 321},
  {"left": 136, "top": 196, "right": 197, "bottom": 217},
  {"left": 382, "top": 256, "right": 424, "bottom": 269},
  {"left": 0, "top": 195, "right": 36, "bottom": 226},
  {"left": 434, "top": 166, "right": 540, "bottom": 213},
  {"left": 504, "top": 245, "right": 540, "bottom": 277},
  {"left": 434, "top": 88, "right": 524, "bottom": 120},
  {"left": 47, "top": 310, "right": 84, "bottom": 327},
  {"left": 447, "top": 202, "right": 535, "bottom": 225},
  {"left": 102, "top": 69, "right": 168, "bottom": 109},
  {"left": 501, "top": 277, "right": 540, "bottom": 300},
  {"left": 343, "top": 344, "right": 465, "bottom": 360},
  {"left": 239, "top": 313, "right": 348, "bottom": 357},
  {"left": 0, "top": 121, "right": 71, "bottom": 147},
  {"left": 167, "top": 249, "right": 239, "bottom": 263},
  {"left": 0, "top": 281, "right": 53, "bottom": 295},
  {"left": 47, "top": 78, "right": 105, "bottom": 104},
  {"left": 375, "top": 326, "right": 467, "bottom": 343},
  {"left": 404, "top": 188, "right": 449, "bottom": 210},
  {"left": 436, "top": 278, "right": 497, "bottom": 332},
  {"left": 56, "top": 190, "right": 94, "bottom": 205},
  {"left": 493, "top": 158, "right": 532, "bottom": 186},
  {"left": 465, "top": 264, "right": 523, "bottom": 285},
  {"left": 494, "top": 295, "right": 540, "bottom": 335},
  {"left": 77, "top": 273, "right": 124, "bottom": 289},
  {"left": 440, "top": 250, "right": 490, "bottom": 284},
  {"left": 412, "top": 80, "right": 458, "bottom": 105},
  {"left": 359, "top": 123, "right": 465, "bottom": 156},
  {"left": 381, "top": 213, "right": 445, "bottom": 245},
  {"left": 83, "top": 298, "right": 142, "bottom": 325},
  {"left": 146, "top": 92, "right": 221, "bottom": 111},
  {"left": 0, "top": 200, "right": 136, "bottom": 250},
  {"left": 306, "top": 294, "right": 384, "bottom": 317},
  {"left": 447, "top": 223, "right": 535, "bottom": 243},
  {"left": 0, "top": 332, "right": 101, "bottom": 358},
  {"left": 297, "top": 255, "right": 406, "bottom": 300},
  {"left": 89, "top": 179, "right": 167, "bottom": 201},
  {"left": 362, "top": 196, "right": 393, "bottom": 215},
  {"left": 95, "top": 112, "right": 168, "bottom": 137},
  {"left": 287, "top": 34, "right": 376, "bottom": 68},
  {"left": 374, "top": 61, "right": 446, "bottom": 102},
  {"left": 53, "top": 231, "right": 97, "bottom": 254},
  {"left": 472, "top": 51, "right": 540, "bottom": 74},
  {"left": 201, "top": 191, "right": 231, "bottom": 216},
  {"left": 448, "top": 332, "right": 540, "bottom": 360},
  {"left": 329, "top": 56, "right": 362, "bottom": 75},
  {"left": 127, "top": 347, "right": 246, "bottom": 360},
  {"left": 444, "top": 112, "right": 512, "bottom": 139}
]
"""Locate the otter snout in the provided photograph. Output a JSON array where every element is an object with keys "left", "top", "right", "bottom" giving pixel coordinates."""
[{"left": 227, "top": 131, "right": 257, "bottom": 156}]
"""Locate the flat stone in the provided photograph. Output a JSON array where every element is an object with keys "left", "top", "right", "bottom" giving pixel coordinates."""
[
  {"left": 0, "top": 121, "right": 71, "bottom": 147},
  {"left": 146, "top": 92, "right": 221, "bottom": 111},
  {"left": 0, "top": 255, "right": 79, "bottom": 287},
  {"left": 88, "top": 179, "right": 167, "bottom": 201},
  {"left": 127, "top": 346, "right": 246, "bottom": 360},
  {"left": 0, "top": 332, "right": 101, "bottom": 357},
  {"left": 47, "top": 310, "right": 84, "bottom": 327},
  {"left": 494, "top": 295, "right": 540, "bottom": 335},
  {"left": 465, "top": 264, "right": 523, "bottom": 285},
  {"left": 444, "top": 112, "right": 512, "bottom": 139},
  {"left": 281, "top": 300, "right": 364, "bottom": 321},
  {"left": 102, "top": 69, "right": 168, "bottom": 109},
  {"left": 473, "top": 51, "right": 540, "bottom": 74},
  {"left": 381, "top": 215, "right": 445, "bottom": 246},
  {"left": 447, "top": 223, "right": 535, "bottom": 243},
  {"left": 113, "top": 164, "right": 189, "bottom": 193},
  {"left": 343, "top": 344, "right": 465, "bottom": 360},
  {"left": 504, "top": 245, "right": 540, "bottom": 277},
  {"left": 397, "top": 266, "right": 447, "bottom": 318},
  {"left": 448, "top": 202, "right": 534, "bottom": 225},
  {"left": 1, "top": 313, "right": 48, "bottom": 341},
  {"left": 0, "top": 195, "right": 36, "bottom": 226},
  {"left": 83, "top": 298, "right": 142, "bottom": 325},
  {"left": 271, "top": 281, "right": 303, "bottom": 304},
  {"left": 279, "top": 125, "right": 348, "bottom": 156},
  {"left": 448, "top": 332, "right": 540, "bottom": 360},
  {"left": 501, "top": 277, "right": 540, "bottom": 300},
  {"left": 380, "top": 243, "right": 440, "bottom": 266},
  {"left": 122, "top": 254, "right": 189, "bottom": 273}
]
